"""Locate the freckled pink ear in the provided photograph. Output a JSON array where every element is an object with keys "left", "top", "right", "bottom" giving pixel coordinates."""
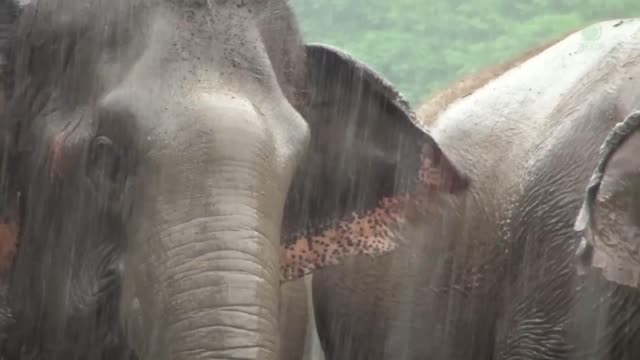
[
  {"left": 279, "top": 44, "right": 468, "bottom": 281},
  {"left": 280, "top": 197, "right": 405, "bottom": 281}
]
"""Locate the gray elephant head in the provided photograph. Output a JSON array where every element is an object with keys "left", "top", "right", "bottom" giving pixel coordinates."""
[
  {"left": 0, "top": 0, "right": 467, "bottom": 359},
  {"left": 575, "top": 110, "right": 640, "bottom": 287}
]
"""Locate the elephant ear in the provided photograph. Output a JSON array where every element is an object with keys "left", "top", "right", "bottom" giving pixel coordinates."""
[
  {"left": 575, "top": 111, "right": 640, "bottom": 288},
  {"left": 280, "top": 44, "right": 468, "bottom": 281}
]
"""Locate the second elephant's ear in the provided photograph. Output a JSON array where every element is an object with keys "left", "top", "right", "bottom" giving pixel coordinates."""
[
  {"left": 575, "top": 111, "right": 640, "bottom": 287},
  {"left": 280, "top": 44, "right": 467, "bottom": 281}
]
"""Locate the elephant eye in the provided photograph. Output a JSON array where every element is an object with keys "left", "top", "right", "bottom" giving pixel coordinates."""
[{"left": 87, "top": 135, "right": 125, "bottom": 185}]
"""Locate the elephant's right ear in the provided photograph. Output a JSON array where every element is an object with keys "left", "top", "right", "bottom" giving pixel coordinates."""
[{"left": 280, "top": 44, "right": 468, "bottom": 281}]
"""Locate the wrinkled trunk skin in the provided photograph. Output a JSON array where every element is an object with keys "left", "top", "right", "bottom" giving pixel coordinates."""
[{"left": 126, "top": 208, "right": 280, "bottom": 360}]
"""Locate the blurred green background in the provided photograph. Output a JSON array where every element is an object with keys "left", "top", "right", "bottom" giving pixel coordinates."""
[{"left": 292, "top": 1, "right": 640, "bottom": 106}]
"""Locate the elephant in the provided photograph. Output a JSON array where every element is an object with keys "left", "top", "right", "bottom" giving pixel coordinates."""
[
  {"left": 0, "top": 0, "right": 468, "bottom": 359},
  {"left": 311, "top": 18, "right": 640, "bottom": 360}
]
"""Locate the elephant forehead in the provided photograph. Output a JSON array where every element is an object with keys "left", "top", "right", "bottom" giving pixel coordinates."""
[
  {"left": 23, "top": 0, "right": 286, "bottom": 31},
  {"left": 22, "top": 0, "right": 145, "bottom": 29},
  {"left": 18, "top": 0, "right": 303, "bottom": 98},
  {"left": 16, "top": 0, "right": 308, "bottom": 180}
]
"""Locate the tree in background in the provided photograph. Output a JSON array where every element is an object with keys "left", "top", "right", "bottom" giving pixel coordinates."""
[{"left": 293, "top": 0, "right": 640, "bottom": 105}]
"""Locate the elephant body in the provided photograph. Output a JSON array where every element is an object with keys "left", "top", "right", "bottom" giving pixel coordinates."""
[{"left": 313, "top": 19, "right": 640, "bottom": 360}]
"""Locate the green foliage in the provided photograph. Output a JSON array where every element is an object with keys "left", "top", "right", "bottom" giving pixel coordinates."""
[{"left": 292, "top": 0, "right": 640, "bottom": 105}]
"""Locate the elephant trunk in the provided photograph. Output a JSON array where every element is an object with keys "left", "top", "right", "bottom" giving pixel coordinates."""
[
  {"left": 118, "top": 140, "right": 288, "bottom": 360},
  {"left": 124, "top": 209, "right": 281, "bottom": 360}
]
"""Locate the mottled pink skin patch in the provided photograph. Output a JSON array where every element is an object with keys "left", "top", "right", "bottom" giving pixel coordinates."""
[
  {"left": 280, "top": 144, "right": 461, "bottom": 282},
  {"left": 280, "top": 196, "right": 409, "bottom": 281}
]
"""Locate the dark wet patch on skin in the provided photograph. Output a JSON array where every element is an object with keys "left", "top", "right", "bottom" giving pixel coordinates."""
[{"left": 280, "top": 143, "right": 461, "bottom": 282}]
